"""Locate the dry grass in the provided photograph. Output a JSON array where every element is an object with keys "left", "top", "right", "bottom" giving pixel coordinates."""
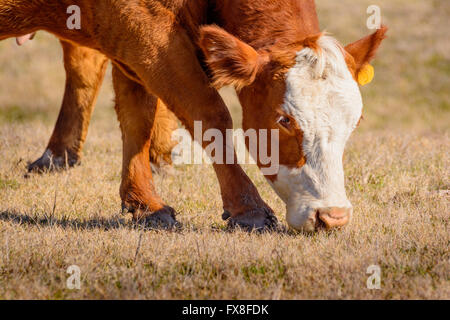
[{"left": 0, "top": 0, "right": 448, "bottom": 299}]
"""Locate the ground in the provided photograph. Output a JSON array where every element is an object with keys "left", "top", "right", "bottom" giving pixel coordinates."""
[{"left": 0, "top": 0, "right": 448, "bottom": 299}]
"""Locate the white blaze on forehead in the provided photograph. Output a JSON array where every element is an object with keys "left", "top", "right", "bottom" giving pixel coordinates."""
[{"left": 273, "top": 36, "right": 362, "bottom": 223}]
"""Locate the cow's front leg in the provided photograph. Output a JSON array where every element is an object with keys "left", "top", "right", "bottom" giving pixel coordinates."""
[
  {"left": 126, "top": 30, "right": 277, "bottom": 231},
  {"left": 29, "top": 41, "right": 108, "bottom": 172},
  {"left": 112, "top": 66, "right": 177, "bottom": 229},
  {"left": 178, "top": 101, "right": 277, "bottom": 231}
]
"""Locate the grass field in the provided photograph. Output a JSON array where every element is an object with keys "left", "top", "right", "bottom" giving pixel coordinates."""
[{"left": 0, "top": 0, "right": 449, "bottom": 299}]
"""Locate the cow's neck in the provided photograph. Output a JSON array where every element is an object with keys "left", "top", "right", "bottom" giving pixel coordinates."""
[{"left": 212, "top": 0, "right": 320, "bottom": 50}]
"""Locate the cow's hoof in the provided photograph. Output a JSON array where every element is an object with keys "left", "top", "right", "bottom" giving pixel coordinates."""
[
  {"left": 28, "top": 149, "right": 79, "bottom": 173},
  {"left": 131, "top": 206, "right": 180, "bottom": 230},
  {"left": 224, "top": 207, "right": 278, "bottom": 232}
]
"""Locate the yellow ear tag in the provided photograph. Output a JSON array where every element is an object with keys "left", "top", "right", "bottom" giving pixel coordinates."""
[{"left": 357, "top": 64, "right": 374, "bottom": 86}]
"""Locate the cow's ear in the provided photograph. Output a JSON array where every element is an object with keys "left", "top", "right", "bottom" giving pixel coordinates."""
[
  {"left": 345, "top": 26, "right": 387, "bottom": 85},
  {"left": 199, "top": 25, "right": 266, "bottom": 90}
]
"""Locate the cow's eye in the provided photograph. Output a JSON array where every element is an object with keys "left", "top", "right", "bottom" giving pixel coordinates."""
[{"left": 278, "top": 116, "right": 291, "bottom": 128}]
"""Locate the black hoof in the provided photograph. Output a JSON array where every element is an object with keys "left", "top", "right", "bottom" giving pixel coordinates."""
[
  {"left": 28, "top": 149, "right": 79, "bottom": 173},
  {"left": 133, "top": 206, "right": 180, "bottom": 230},
  {"left": 227, "top": 207, "right": 278, "bottom": 232},
  {"left": 222, "top": 211, "right": 231, "bottom": 221}
]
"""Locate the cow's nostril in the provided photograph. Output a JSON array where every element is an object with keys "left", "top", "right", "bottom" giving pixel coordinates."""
[
  {"left": 316, "top": 207, "right": 351, "bottom": 230},
  {"left": 315, "top": 210, "right": 327, "bottom": 230}
]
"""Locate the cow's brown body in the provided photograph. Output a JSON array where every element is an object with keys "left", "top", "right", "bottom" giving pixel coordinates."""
[{"left": 0, "top": 0, "right": 386, "bottom": 230}]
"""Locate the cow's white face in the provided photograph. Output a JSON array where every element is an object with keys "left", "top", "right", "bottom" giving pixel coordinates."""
[
  {"left": 268, "top": 36, "right": 363, "bottom": 232},
  {"left": 199, "top": 24, "right": 387, "bottom": 232}
]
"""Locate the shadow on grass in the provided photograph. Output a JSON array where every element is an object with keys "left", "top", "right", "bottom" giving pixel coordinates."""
[
  {"left": 0, "top": 210, "right": 314, "bottom": 237},
  {"left": 209, "top": 222, "right": 301, "bottom": 237},
  {"left": 0, "top": 210, "right": 166, "bottom": 232}
]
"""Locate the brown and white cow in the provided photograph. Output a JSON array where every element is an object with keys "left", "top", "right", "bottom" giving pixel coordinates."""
[{"left": 0, "top": 0, "right": 386, "bottom": 231}]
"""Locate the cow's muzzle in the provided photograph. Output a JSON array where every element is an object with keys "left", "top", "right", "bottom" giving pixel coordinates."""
[{"left": 316, "top": 207, "right": 352, "bottom": 230}]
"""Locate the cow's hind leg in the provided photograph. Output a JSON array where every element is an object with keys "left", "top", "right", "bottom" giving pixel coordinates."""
[
  {"left": 28, "top": 40, "right": 178, "bottom": 173},
  {"left": 28, "top": 41, "right": 108, "bottom": 172},
  {"left": 112, "top": 66, "right": 177, "bottom": 229},
  {"left": 150, "top": 100, "right": 179, "bottom": 170}
]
